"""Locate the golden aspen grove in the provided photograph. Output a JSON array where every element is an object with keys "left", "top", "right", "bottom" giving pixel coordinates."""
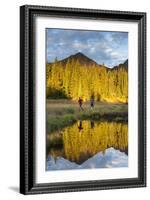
[{"left": 46, "top": 57, "right": 128, "bottom": 103}]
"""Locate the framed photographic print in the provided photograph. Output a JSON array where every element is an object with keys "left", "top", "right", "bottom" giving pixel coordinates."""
[{"left": 20, "top": 5, "right": 146, "bottom": 194}]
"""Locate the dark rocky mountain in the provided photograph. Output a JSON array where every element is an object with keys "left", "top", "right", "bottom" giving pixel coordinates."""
[
  {"left": 48, "top": 52, "right": 128, "bottom": 70},
  {"left": 50, "top": 52, "right": 99, "bottom": 66}
]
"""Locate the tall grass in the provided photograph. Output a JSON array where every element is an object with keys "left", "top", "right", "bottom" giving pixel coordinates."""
[{"left": 46, "top": 100, "right": 128, "bottom": 133}]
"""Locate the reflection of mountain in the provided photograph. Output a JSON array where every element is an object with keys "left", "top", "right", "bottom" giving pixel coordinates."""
[
  {"left": 46, "top": 147, "right": 128, "bottom": 170},
  {"left": 47, "top": 120, "right": 128, "bottom": 165}
]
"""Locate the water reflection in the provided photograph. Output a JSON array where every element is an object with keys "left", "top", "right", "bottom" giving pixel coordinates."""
[
  {"left": 46, "top": 120, "right": 128, "bottom": 169},
  {"left": 78, "top": 121, "right": 83, "bottom": 131},
  {"left": 90, "top": 120, "right": 94, "bottom": 129}
]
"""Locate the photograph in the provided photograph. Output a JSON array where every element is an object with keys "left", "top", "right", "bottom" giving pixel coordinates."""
[
  {"left": 46, "top": 28, "right": 128, "bottom": 171},
  {"left": 20, "top": 5, "right": 146, "bottom": 194}
]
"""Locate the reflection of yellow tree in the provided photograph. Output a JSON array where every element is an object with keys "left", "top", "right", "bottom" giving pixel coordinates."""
[{"left": 48, "top": 121, "right": 128, "bottom": 163}]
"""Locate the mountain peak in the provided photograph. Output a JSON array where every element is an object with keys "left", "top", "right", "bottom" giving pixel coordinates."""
[
  {"left": 56, "top": 52, "right": 98, "bottom": 66},
  {"left": 74, "top": 52, "right": 84, "bottom": 56},
  {"left": 73, "top": 52, "right": 87, "bottom": 57}
]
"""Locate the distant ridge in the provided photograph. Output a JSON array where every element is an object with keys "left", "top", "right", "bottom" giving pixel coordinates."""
[
  {"left": 111, "top": 59, "right": 128, "bottom": 71},
  {"left": 123, "top": 59, "right": 128, "bottom": 68}
]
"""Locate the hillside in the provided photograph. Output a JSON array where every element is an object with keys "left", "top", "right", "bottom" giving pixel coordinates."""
[{"left": 46, "top": 52, "right": 128, "bottom": 103}]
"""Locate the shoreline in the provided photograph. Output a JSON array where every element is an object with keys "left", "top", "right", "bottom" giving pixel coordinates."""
[{"left": 46, "top": 100, "right": 128, "bottom": 133}]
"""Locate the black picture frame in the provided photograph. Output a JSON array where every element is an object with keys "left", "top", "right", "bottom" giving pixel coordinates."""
[{"left": 20, "top": 5, "right": 146, "bottom": 195}]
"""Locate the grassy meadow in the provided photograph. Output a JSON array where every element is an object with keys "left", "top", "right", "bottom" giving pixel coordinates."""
[{"left": 46, "top": 99, "right": 128, "bottom": 133}]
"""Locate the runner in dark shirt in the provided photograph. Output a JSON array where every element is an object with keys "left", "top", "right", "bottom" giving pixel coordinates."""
[{"left": 78, "top": 97, "right": 84, "bottom": 111}]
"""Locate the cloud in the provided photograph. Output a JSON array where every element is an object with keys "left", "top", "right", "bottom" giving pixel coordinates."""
[
  {"left": 105, "top": 48, "right": 113, "bottom": 53},
  {"left": 46, "top": 28, "right": 128, "bottom": 67}
]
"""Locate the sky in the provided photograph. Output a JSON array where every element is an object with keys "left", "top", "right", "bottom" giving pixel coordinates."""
[{"left": 46, "top": 28, "right": 128, "bottom": 68}]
